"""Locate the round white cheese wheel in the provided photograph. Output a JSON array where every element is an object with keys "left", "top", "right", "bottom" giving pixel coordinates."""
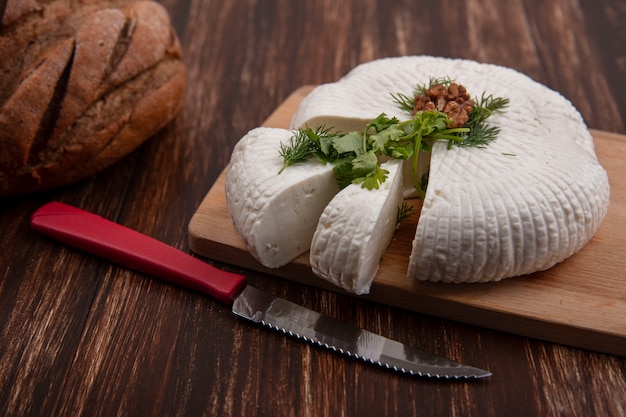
[
  {"left": 225, "top": 127, "right": 339, "bottom": 268},
  {"left": 310, "top": 159, "right": 404, "bottom": 295},
  {"left": 291, "top": 56, "right": 610, "bottom": 284}
]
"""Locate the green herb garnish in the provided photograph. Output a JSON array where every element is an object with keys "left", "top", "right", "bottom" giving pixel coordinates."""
[
  {"left": 280, "top": 111, "right": 466, "bottom": 194},
  {"left": 278, "top": 126, "right": 331, "bottom": 173},
  {"left": 396, "top": 201, "right": 414, "bottom": 228},
  {"left": 458, "top": 92, "right": 509, "bottom": 147},
  {"left": 392, "top": 76, "right": 456, "bottom": 113},
  {"left": 279, "top": 76, "right": 508, "bottom": 196}
]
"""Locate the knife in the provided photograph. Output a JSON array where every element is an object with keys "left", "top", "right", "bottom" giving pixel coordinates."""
[{"left": 30, "top": 201, "right": 491, "bottom": 379}]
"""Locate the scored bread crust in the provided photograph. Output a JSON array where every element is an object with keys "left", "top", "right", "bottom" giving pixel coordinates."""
[{"left": 0, "top": 0, "right": 187, "bottom": 196}]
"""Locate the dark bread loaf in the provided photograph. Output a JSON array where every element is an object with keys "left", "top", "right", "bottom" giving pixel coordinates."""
[{"left": 0, "top": 0, "right": 187, "bottom": 196}]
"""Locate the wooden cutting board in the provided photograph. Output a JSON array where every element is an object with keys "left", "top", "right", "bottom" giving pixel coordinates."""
[{"left": 188, "top": 86, "right": 626, "bottom": 357}]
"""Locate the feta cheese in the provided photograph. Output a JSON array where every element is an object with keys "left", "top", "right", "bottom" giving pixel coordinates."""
[
  {"left": 225, "top": 127, "right": 338, "bottom": 268},
  {"left": 291, "top": 56, "right": 610, "bottom": 285},
  {"left": 310, "top": 159, "right": 404, "bottom": 295}
]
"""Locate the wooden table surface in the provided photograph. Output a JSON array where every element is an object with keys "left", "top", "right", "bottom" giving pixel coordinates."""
[{"left": 2, "top": 1, "right": 625, "bottom": 416}]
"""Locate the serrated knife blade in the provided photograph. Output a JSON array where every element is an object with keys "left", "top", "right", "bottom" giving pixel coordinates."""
[{"left": 30, "top": 202, "right": 491, "bottom": 380}]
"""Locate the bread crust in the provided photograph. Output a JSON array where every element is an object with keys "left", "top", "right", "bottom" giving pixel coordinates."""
[{"left": 0, "top": 0, "right": 186, "bottom": 196}]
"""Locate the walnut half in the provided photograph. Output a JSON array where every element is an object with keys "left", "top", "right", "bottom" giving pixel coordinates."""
[{"left": 413, "top": 83, "right": 474, "bottom": 128}]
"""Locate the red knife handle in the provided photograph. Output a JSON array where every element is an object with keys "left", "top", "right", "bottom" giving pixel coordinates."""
[{"left": 30, "top": 202, "right": 246, "bottom": 304}]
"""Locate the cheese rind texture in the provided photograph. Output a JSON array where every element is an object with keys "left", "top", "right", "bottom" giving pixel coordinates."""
[
  {"left": 225, "top": 127, "right": 338, "bottom": 268},
  {"left": 310, "top": 159, "right": 404, "bottom": 294},
  {"left": 291, "top": 56, "right": 610, "bottom": 284}
]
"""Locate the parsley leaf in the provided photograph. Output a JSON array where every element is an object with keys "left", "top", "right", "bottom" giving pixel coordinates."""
[
  {"left": 353, "top": 165, "right": 389, "bottom": 190},
  {"left": 332, "top": 132, "right": 363, "bottom": 154},
  {"left": 351, "top": 150, "right": 379, "bottom": 178}
]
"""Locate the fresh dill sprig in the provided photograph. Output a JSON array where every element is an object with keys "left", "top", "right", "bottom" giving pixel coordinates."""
[
  {"left": 414, "top": 76, "right": 455, "bottom": 95},
  {"left": 392, "top": 77, "right": 455, "bottom": 113},
  {"left": 391, "top": 92, "right": 415, "bottom": 114},
  {"left": 396, "top": 201, "right": 414, "bottom": 228},
  {"left": 278, "top": 126, "right": 331, "bottom": 173},
  {"left": 419, "top": 171, "right": 429, "bottom": 195},
  {"left": 457, "top": 93, "right": 510, "bottom": 147}
]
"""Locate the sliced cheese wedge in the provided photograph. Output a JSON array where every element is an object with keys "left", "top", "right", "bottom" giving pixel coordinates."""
[
  {"left": 310, "top": 159, "right": 404, "bottom": 295},
  {"left": 291, "top": 56, "right": 610, "bottom": 285},
  {"left": 225, "top": 127, "right": 338, "bottom": 268},
  {"left": 409, "top": 124, "right": 610, "bottom": 283}
]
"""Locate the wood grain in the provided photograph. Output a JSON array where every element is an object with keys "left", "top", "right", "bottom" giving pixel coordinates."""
[{"left": 2, "top": 0, "right": 626, "bottom": 416}]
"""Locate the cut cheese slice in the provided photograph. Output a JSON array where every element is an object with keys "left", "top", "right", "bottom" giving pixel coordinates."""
[
  {"left": 310, "top": 159, "right": 404, "bottom": 295},
  {"left": 291, "top": 56, "right": 610, "bottom": 285},
  {"left": 225, "top": 127, "right": 338, "bottom": 268}
]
